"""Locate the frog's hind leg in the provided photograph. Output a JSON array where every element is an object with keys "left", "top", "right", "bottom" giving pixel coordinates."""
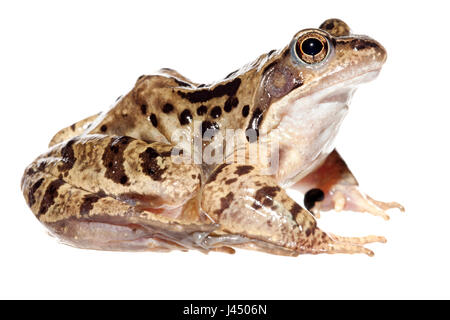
[
  {"left": 49, "top": 113, "right": 100, "bottom": 147},
  {"left": 21, "top": 134, "right": 213, "bottom": 252},
  {"left": 291, "top": 149, "right": 404, "bottom": 220},
  {"left": 201, "top": 163, "right": 385, "bottom": 256},
  {"left": 21, "top": 168, "right": 188, "bottom": 251}
]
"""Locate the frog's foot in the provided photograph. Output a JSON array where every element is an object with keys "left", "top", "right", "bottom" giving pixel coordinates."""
[
  {"left": 291, "top": 149, "right": 404, "bottom": 220},
  {"left": 309, "top": 232, "right": 387, "bottom": 256},
  {"left": 230, "top": 231, "right": 385, "bottom": 257},
  {"left": 21, "top": 134, "right": 215, "bottom": 252},
  {"left": 202, "top": 162, "right": 387, "bottom": 257},
  {"left": 308, "top": 185, "right": 405, "bottom": 220}
]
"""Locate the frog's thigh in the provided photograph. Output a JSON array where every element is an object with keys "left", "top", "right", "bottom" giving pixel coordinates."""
[
  {"left": 291, "top": 149, "right": 404, "bottom": 220},
  {"left": 49, "top": 113, "right": 100, "bottom": 147},
  {"left": 22, "top": 135, "right": 203, "bottom": 251},
  {"left": 21, "top": 170, "right": 187, "bottom": 251},
  {"left": 201, "top": 163, "right": 384, "bottom": 256}
]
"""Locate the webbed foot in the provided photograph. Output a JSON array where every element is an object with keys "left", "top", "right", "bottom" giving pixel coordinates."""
[{"left": 292, "top": 150, "right": 404, "bottom": 220}]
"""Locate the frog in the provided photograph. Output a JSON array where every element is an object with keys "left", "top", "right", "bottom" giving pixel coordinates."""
[{"left": 21, "top": 19, "right": 403, "bottom": 256}]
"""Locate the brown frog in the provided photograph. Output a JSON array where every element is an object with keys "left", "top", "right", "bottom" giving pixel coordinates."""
[{"left": 21, "top": 19, "right": 403, "bottom": 256}]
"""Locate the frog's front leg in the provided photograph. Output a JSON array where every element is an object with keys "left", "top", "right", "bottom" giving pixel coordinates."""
[
  {"left": 201, "top": 163, "right": 385, "bottom": 256},
  {"left": 291, "top": 150, "right": 404, "bottom": 220},
  {"left": 21, "top": 134, "right": 219, "bottom": 252}
]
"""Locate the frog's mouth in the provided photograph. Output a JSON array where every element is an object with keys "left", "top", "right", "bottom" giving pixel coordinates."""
[
  {"left": 265, "top": 69, "right": 382, "bottom": 184},
  {"left": 301, "top": 69, "right": 381, "bottom": 105},
  {"left": 273, "top": 68, "right": 382, "bottom": 129}
]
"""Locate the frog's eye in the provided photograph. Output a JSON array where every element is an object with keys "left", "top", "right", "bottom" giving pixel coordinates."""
[{"left": 294, "top": 33, "right": 329, "bottom": 64}]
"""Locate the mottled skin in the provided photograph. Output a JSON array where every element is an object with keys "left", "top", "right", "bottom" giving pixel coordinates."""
[{"left": 21, "top": 19, "right": 402, "bottom": 256}]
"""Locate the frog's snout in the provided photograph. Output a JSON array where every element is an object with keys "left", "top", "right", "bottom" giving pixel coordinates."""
[
  {"left": 318, "top": 18, "right": 386, "bottom": 63},
  {"left": 348, "top": 36, "right": 387, "bottom": 65},
  {"left": 334, "top": 35, "right": 387, "bottom": 72}
]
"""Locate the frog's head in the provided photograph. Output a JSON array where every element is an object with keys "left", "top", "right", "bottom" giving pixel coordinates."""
[
  {"left": 258, "top": 18, "right": 387, "bottom": 131},
  {"left": 255, "top": 19, "right": 387, "bottom": 183}
]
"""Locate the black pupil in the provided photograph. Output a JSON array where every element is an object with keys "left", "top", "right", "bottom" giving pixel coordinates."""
[{"left": 301, "top": 38, "right": 323, "bottom": 56}]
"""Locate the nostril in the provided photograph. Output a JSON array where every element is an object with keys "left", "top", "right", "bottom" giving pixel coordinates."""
[
  {"left": 349, "top": 37, "right": 384, "bottom": 52},
  {"left": 347, "top": 37, "right": 387, "bottom": 63},
  {"left": 351, "top": 38, "right": 373, "bottom": 51}
]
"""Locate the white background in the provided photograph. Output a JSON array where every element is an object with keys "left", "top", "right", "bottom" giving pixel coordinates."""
[{"left": 1, "top": 0, "right": 449, "bottom": 299}]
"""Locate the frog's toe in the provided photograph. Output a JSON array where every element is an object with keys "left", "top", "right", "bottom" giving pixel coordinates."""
[
  {"left": 311, "top": 230, "right": 387, "bottom": 257},
  {"left": 364, "top": 194, "right": 405, "bottom": 214},
  {"left": 328, "top": 233, "right": 387, "bottom": 245},
  {"left": 322, "top": 241, "right": 375, "bottom": 256},
  {"left": 334, "top": 186, "right": 404, "bottom": 220},
  {"left": 307, "top": 185, "right": 404, "bottom": 220}
]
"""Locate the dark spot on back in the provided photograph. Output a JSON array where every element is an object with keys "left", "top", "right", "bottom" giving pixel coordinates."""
[
  {"left": 210, "top": 106, "right": 222, "bottom": 119},
  {"left": 38, "top": 179, "right": 65, "bottom": 217},
  {"left": 70, "top": 123, "right": 76, "bottom": 131},
  {"left": 177, "top": 78, "right": 241, "bottom": 103},
  {"left": 150, "top": 113, "right": 158, "bottom": 127},
  {"left": 141, "top": 104, "right": 148, "bottom": 115},
  {"left": 139, "top": 147, "right": 166, "bottom": 181},
  {"left": 59, "top": 139, "right": 76, "bottom": 172},
  {"left": 162, "top": 103, "right": 174, "bottom": 113},
  {"left": 101, "top": 136, "right": 132, "bottom": 185},
  {"left": 304, "top": 188, "right": 325, "bottom": 210},
  {"left": 224, "top": 96, "right": 239, "bottom": 112},
  {"left": 242, "top": 105, "right": 250, "bottom": 117},
  {"left": 137, "top": 75, "right": 145, "bottom": 80},
  {"left": 234, "top": 165, "right": 253, "bottom": 176},
  {"left": 179, "top": 109, "right": 193, "bottom": 125},
  {"left": 28, "top": 178, "right": 44, "bottom": 207},
  {"left": 197, "top": 105, "right": 208, "bottom": 116},
  {"left": 201, "top": 121, "right": 219, "bottom": 137},
  {"left": 268, "top": 49, "right": 276, "bottom": 56}
]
